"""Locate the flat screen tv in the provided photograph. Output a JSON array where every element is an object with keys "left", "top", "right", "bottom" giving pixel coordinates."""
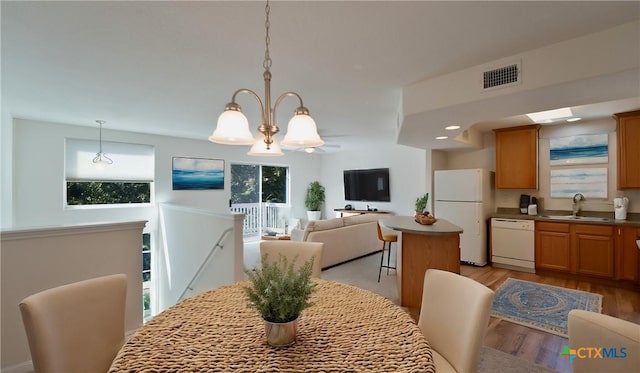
[{"left": 343, "top": 168, "right": 390, "bottom": 202}]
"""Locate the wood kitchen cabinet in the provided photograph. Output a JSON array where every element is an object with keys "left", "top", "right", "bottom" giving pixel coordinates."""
[
  {"left": 614, "top": 110, "right": 640, "bottom": 189},
  {"left": 616, "top": 226, "right": 639, "bottom": 282},
  {"left": 536, "top": 222, "right": 620, "bottom": 280},
  {"left": 494, "top": 124, "right": 540, "bottom": 189},
  {"left": 536, "top": 222, "right": 571, "bottom": 272},
  {"left": 573, "top": 224, "right": 614, "bottom": 278}
]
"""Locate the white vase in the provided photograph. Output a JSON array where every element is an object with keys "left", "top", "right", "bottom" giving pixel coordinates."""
[{"left": 307, "top": 211, "right": 321, "bottom": 221}]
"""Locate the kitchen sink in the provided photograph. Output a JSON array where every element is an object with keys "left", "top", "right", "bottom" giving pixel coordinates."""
[{"left": 541, "top": 215, "right": 612, "bottom": 222}]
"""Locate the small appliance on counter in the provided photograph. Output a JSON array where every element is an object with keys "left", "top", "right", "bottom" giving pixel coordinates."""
[
  {"left": 519, "top": 194, "right": 531, "bottom": 214},
  {"left": 614, "top": 197, "right": 629, "bottom": 220},
  {"left": 528, "top": 197, "right": 538, "bottom": 216}
]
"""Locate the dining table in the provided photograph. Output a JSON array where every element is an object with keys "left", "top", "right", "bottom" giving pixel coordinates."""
[{"left": 109, "top": 279, "right": 436, "bottom": 372}]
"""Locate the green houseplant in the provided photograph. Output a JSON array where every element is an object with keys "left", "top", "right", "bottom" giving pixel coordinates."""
[
  {"left": 244, "top": 254, "right": 317, "bottom": 346},
  {"left": 305, "top": 181, "right": 325, "bottom": 220},
  {"left": 415, "top": 193, "right": 429, "bottom": 214}
]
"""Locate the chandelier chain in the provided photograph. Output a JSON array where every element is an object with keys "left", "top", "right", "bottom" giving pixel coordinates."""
[{"left": 263, "top": 0, "right": 272, "bottom": 71}]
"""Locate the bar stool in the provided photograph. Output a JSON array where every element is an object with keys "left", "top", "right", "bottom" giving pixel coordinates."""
[{"left": 377, "top": 222, "right": 397, "bottom": 282}]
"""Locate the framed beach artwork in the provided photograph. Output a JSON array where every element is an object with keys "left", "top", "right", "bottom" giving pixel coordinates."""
[
  {"left": 549, "top": 133, "right": 608, "bottom": 166},
  {"left": 172, "top": 157, "right": 225, "bottom": 190},
  {"left": 550, "top": 168, "right": 607, "bottom": 198}
]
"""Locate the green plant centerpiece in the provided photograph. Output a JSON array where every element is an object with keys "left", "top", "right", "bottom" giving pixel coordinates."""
[
  {"left": 305, "top": 181, "right": 325, "bottom": 221},
  {"left": 244, "top": 254, "right": 317, "bottom": 346},
  {"left": 415, "top": 193, "right": 429, "bottom": 214}
]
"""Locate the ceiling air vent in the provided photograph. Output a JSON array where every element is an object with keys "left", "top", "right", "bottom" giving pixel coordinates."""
[{"left": 482, "top": 62, "right": 521, "bottom": 90}]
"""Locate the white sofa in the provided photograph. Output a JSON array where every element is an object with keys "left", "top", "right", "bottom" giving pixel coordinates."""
[{"left": 290, "top": 213, "right": 391, "bottom": 269}]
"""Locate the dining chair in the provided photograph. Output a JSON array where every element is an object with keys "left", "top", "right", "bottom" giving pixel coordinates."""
[
  {"left": 377, "top": 221, "right": 397, "bottom": 282},
  {"left": 260, "top": 241, "right": 324, "bottom": 278},
  {"left": 417, "top": 269, "right": 494, "bottom": 373},
  {"left": 19, "top": 274, "right": 128, "bottom": 373},
  {"left": 568, "top": 309, "right": 640, "bottom": 373}
]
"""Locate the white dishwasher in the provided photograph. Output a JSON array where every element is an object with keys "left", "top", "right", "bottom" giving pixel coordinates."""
[{"left": 491, "top": 218, "right": 535, "bottom": 273}]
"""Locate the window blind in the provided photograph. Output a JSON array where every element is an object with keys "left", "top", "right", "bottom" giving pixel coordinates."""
[{"left": 65, "top": 138, "right": 155, "bottom": 182}]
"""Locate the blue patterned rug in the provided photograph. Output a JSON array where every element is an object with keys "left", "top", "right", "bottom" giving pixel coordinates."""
[{"left": 491, "top": 278, "right": 602, "bottom": 337}]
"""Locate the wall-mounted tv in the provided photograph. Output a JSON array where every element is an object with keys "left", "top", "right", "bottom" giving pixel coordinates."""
[{"left": 343, "top": 168, "right": 390, "bottom": 202}]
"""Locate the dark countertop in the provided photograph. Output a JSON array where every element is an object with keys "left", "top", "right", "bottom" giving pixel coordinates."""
[
  {"left": 492, "top": 208, "right": 640, "bottom": 227},
  {"left": 381, "top": 216, "right": 463, "bottom": 235}
]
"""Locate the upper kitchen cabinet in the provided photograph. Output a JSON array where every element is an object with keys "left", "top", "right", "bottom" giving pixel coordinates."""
[
  {"left": 614, "top": 110, "right": 640, "bottom": 189},
  {"left": 494, "top": 124, "right": 540, "bottom": 189}
]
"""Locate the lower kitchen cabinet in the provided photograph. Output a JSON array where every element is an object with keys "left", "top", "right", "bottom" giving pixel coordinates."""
[
  {"left": 616, "top": 226, "right": 639, "bottom": 282},
  {"left": 536, "top": 222, "right": 571, "bottom": 271},
  {"left": 573, "top": 224, "right": 614, "bottom": 278},
  {"left": 535, "top": 221, "right": 625, "bottom": 280}
]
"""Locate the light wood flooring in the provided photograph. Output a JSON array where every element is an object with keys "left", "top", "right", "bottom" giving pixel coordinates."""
[{"left": 461, "top": 265, "right": 640, "bottom": 373}]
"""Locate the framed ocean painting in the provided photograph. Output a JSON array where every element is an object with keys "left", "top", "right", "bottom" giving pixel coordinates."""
[
  {"left": 550, "top": 168, "right": 607, "bottom": 198},
  {"left": 549, "top": 133, "right": 608, "bottom": 166},
  {"left": 172, "top": 157, "right": 225, "bottom": 190}
]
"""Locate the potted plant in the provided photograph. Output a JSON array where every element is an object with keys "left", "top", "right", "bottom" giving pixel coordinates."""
[
  {"left": 305, "top": 181, "right": 325, "bottom": 221},
  {"left": 415, "top": 193, "right": 429, "bottom": 215},
  {"left": 244, "top": 254, "right": 317, "bottom": 347}
]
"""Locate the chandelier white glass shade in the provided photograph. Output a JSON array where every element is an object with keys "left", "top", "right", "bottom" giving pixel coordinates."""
[
  {"left": 92, "top": 120, "right": 113, "bottom": 166},
  {"left": 248, "top": 132, "right": 284, "bottom": 156},
  {"left": 208, "top": 1, "right": 323, "bottom": 156},
  {"left": 209, "top": 108, "right": 254, "bottom": 145}
]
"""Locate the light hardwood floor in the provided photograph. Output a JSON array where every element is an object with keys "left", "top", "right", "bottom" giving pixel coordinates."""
[{"left": 461, "top": 265, "right": 640, "bottom": 373}]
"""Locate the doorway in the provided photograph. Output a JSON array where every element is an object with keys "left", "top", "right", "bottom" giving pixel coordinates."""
[{"left": 230, "top": 163, "right": 290, "bottom": 240}]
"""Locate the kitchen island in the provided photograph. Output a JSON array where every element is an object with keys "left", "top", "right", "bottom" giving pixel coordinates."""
[{"left": 381, "top": 216, "right": 463, "bottom": 308}]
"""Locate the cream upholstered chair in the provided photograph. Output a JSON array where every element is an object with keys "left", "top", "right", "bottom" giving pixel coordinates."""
[
  {"left": 417, "top": 269, "right": 495, "bottom": 373},
  {"left": 376, "top": 222, "right": 397, "bottom": 282},
  {"left": 19, "top": 274, "right": 127, "bottom": 373},
  {"left": 568, "top": 309, "right": 640, "bottom": 373},
  {"left": 260, "top": 241, "right": 324, "bottom": 278}
]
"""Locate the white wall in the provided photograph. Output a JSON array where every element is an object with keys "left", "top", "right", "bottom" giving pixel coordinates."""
[
  {"left": 7, "top": 118, "right": 322, "bottom": 229},
  {"left": 403, "top": 20, "right": 639, "bottom": 119},
  {"left": 1, "top": 221, "right": 145, "bottom": 369},
  {"left": 320, "top": 144, "right": 427, "bottom": 217},
  {"left": 157, "top": 204, "right": 244, "bottom": 311}
]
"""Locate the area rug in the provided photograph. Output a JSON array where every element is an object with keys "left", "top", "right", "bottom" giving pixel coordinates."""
[
  {"left": 478, "top": 347, "right": 559, "bottom": 373},
  {"left": 491, "top": 278, "right": 602, "bottom": 337}
]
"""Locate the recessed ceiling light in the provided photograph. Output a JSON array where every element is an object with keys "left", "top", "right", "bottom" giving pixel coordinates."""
[
  {"left": 526, "top": 107, "right": 573, "bottom": 122},
  {"left": 435, "top": 136, "right": 448, "bottom": 140},
  {"left": 566, "top": 117, "right": 581, "bottom": 122},
  {"left": 445, "top": 125, "right": 461, "bottom": 130}
]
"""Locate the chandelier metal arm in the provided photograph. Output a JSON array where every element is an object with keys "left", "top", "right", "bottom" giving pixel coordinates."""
[
  {"left": 229, "top": 88, "right": 265, "bottom": 117},
  {"left": 272, "top": 91, "right": 307, "bottom": 124}
]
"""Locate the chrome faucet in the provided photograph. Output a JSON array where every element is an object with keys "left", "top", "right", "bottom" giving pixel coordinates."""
[{"left": 572, "top": 193, "right": 585, "bottom": 217}]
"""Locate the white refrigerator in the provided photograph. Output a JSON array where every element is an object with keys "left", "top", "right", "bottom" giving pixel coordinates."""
[{"left": 434, "top": 169, "right": 494, "bottom": 266}]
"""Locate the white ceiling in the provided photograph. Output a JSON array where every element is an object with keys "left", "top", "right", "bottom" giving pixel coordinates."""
[{"left": 3, "top": 1, "right": 639, "bottom": 153}]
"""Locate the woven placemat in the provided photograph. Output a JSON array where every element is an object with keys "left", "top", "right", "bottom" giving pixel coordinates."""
[{"left": 109, "top": 280, "right": 435, "bottom": 372}]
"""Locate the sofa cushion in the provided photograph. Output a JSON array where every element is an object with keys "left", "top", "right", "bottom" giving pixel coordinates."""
[
  {"left": 306, "top": 218, "right": 345, "bottom": 232},
  {"left": 343, "top": 213, "right": 384, "bottom": 226}
]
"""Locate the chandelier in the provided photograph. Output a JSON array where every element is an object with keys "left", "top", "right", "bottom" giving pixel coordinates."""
[
  {"left": 92, "top": 120, "right": 113, "bottom": 165},
  {"left": 208, "top": 0, "right": 324, "bottom": 156}
]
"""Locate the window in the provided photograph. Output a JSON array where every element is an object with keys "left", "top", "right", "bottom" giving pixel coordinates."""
[
  {"left": 64, "top": 139, "right": 154, "bottom": 206},
  {"left": 230, "top": 164, "right": 290, "bottom": 238}
]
